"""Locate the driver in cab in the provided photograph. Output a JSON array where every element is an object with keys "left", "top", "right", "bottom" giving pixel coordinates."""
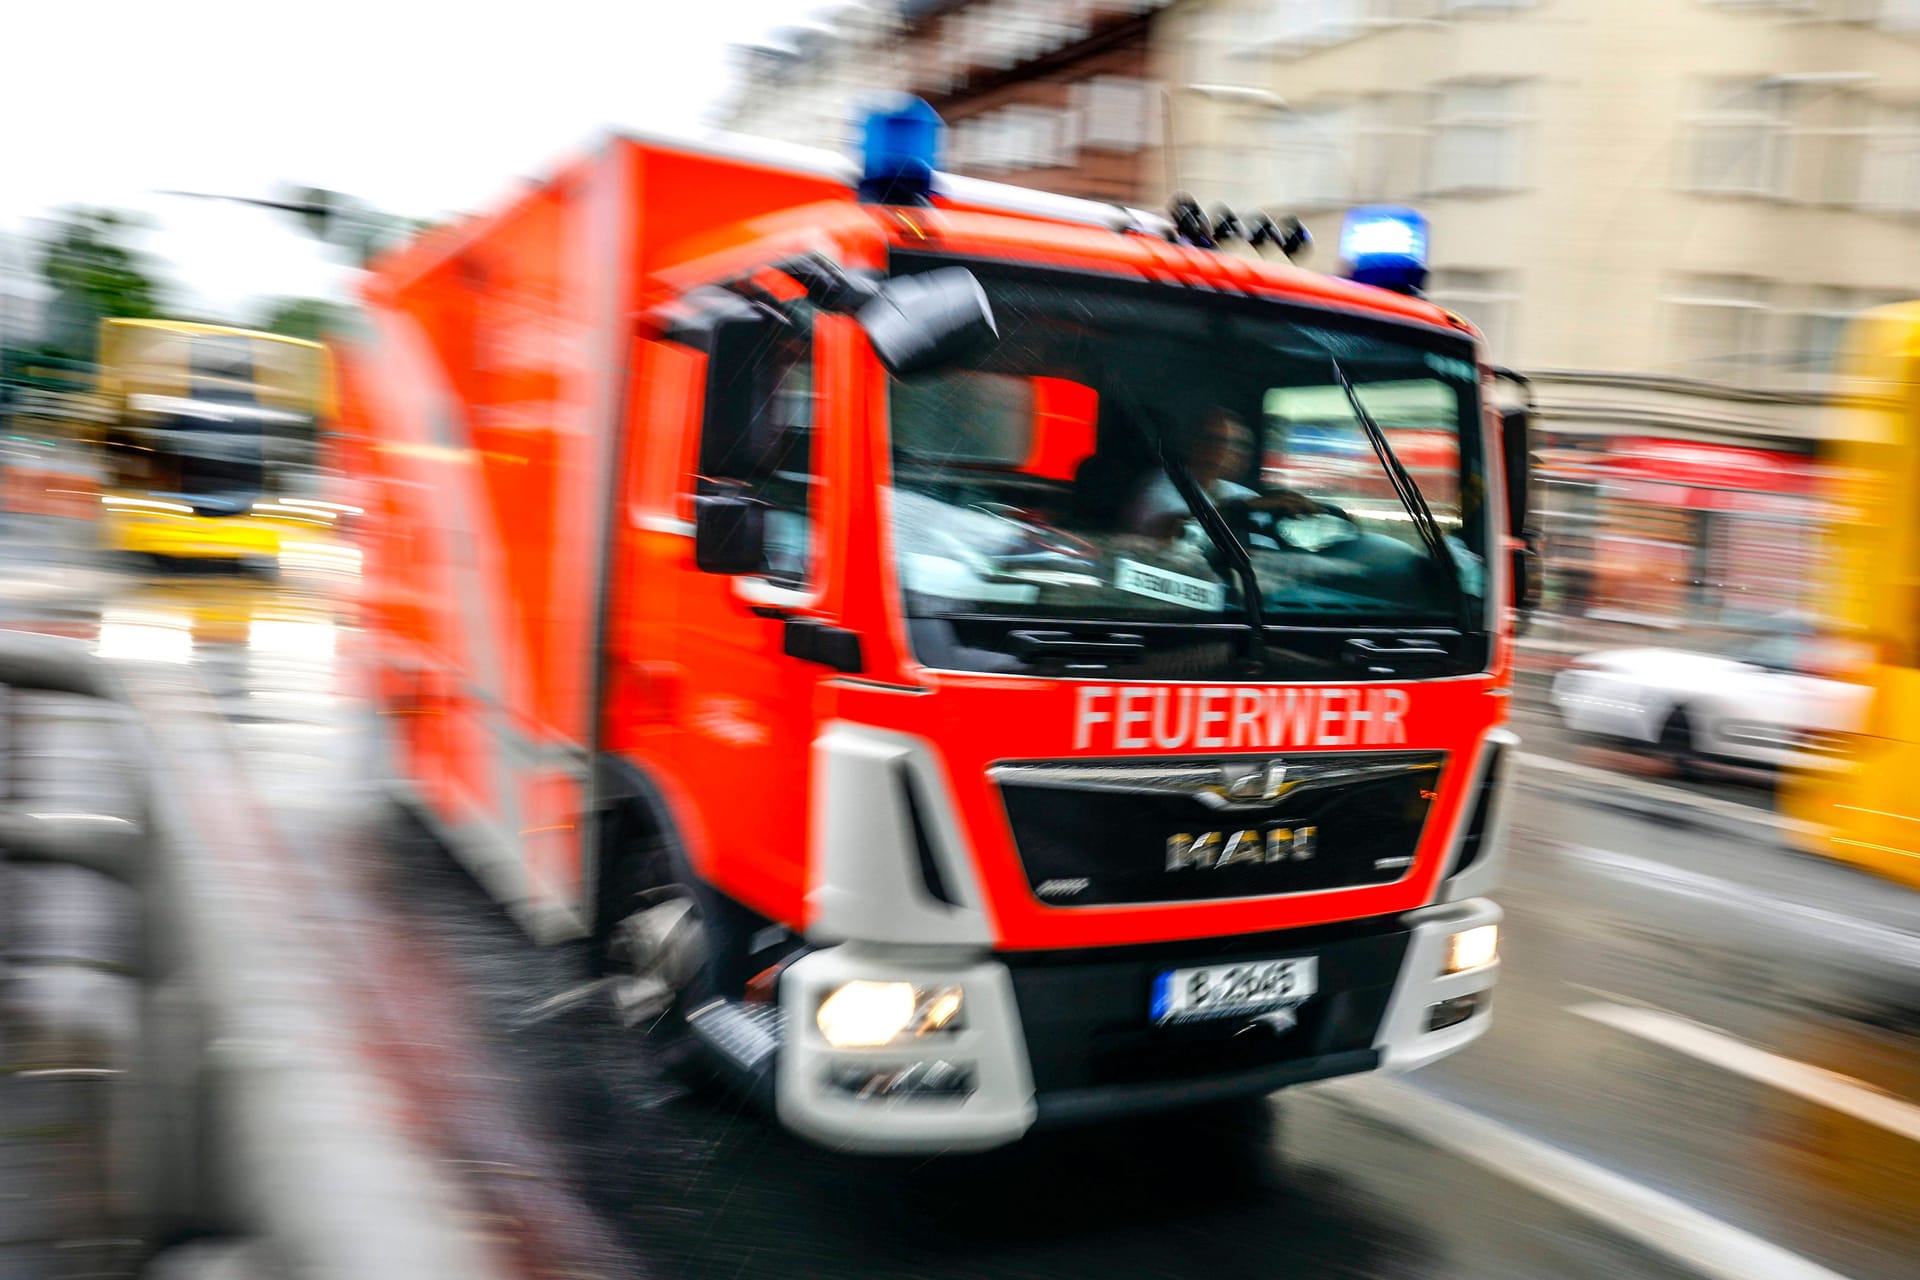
[{"left": 1128, "top": 407, "right": 1333, "bottom": 541}]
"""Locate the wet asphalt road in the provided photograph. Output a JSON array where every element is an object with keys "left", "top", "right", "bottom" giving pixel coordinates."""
[{"left": 5, "top": 548, "right": 1918, "bottom": 1280}]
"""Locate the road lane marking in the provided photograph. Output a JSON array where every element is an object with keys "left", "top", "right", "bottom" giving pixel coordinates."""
[
  {"left": 1315, "top": 1076, "right": 1857, "bottom": 1280},
  {"left": 1515, "top": 751, "right": 1809, "bottom": 836},
  {"left": 1558, "top": 844, "right": 1920, "bottom": 970},
  {"left": 1572, "top": 1002, "right": 1920, "bottom": 1145}
]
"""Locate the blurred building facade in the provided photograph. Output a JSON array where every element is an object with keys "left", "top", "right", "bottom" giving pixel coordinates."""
[
  {"left": 724, "top": 1, "right": 1920, "bottom": 632},
  {"left": 1160, "top": 0, "right": 1920, "bottom": 630},
  {"left": 0, "top": 233, "right": 47, "bottom": 351},
  {"left": 724, "top": 5, "right": 909, "bottom": 153},
  {"left": 902, "top": 0, "right": 1174, "bottom": 204},
  {"left": 724, "top": 1, "right": 1176, "bottom": 204}
]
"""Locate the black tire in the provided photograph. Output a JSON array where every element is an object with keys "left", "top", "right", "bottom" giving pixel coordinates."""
[
  {"left": 1658, "top": 706, "right": 1701, "bottom": 779},
  {"left": 589, "top": 802, "right": 679, "bottom": 974},
  {"left": 591, "top": 818, "right": 714, "bottom": 1012}
]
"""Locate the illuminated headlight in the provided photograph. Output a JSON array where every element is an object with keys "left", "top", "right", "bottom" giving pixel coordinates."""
[
  {"left": 1444, "top": 925, "right": 1499, "bottom": 974},
  {"left": 816, "top": 981, "right": 964, "bottom": 1049}
]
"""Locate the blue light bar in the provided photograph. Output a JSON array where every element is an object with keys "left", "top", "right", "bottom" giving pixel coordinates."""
[
  {"left": 1340, "top": 205, "right": 1429, "bottom": 295},
  {"left": 859, "top": 96, "right": 943, "bottom": 206}
]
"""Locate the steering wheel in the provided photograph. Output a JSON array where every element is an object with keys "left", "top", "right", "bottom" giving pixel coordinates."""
[
  {"left": 1265, "top": 508, "right": 1362, "bottom": 553},
  {"left": 967, "top": 502, "right": 1099, "bottom": 561}
]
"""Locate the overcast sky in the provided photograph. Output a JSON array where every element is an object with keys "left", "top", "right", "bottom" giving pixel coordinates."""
[{"left": 2, "top": 0, "right": 819, "bottom": 318}]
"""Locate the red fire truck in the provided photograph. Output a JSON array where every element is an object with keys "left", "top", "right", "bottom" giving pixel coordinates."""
[{"left": 340, "top": 101, "right": 1529, "bottom": 1151}]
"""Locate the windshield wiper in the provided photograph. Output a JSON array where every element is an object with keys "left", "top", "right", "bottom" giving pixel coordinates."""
[
  {"left": 1152, "top": 421, "right": 1270, "bottom": 676},
  {"left": 1326, "top": 356, "right": 1470, "bottom": 631}
]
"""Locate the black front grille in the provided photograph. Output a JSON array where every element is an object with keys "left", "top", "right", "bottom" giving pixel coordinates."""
[
  {"left": 1004, "top": 917, "right": 1409, "bottom": 1095},
  {"left": 997, "top": 751, "right": 1446, "bottom": 907}
]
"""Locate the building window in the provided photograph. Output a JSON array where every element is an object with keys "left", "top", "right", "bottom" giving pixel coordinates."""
[
  {"left": 1428, "top": 81, "right": 1527, "bottom": 193},
  {"left": 1793, "top": 91, "right": 1870, "bottom": 206},
  {"left": 1427, "top": 270, "right": 1516, "bottom": 356},
  {"left": 1188, "top": 6, "right": 1242, "bottom": 88},
  {"left": 1685, "top": 80, "right": 1793, "bottom": 197},
  {"left": 1259, "top": 104, "right": 1355, "bottom": 210},
  {"left": 1700, "top": 0, "right": 1912, "bottom": 15},
  {"left": 952, "top": 104, "right": 1078, "bottom": 174},
  {"left": 1247, "top": 0, "right": 1417, "bottom": 51},
  {"left": 1353, "top": 91, "right": 1429, "bottom": 202},
  {"left": 1860, "top": 101, "right": 1920, "bottom": 214},
  {"left": 1700, "top": 0, "right": 1823, "bottom": 13},
  {"left": 1793, "top": 288, "right": 1861, "bottom": 373},
  {"left": 1668, "top": 276, "right": 1773, "bottom": 374},
  {"left": 953, "top": 116, "right": 985, "bottom": 171},
  {"left": 1079, "top": 76, "right": 1160, "bottom": 151},
  {"left": 1258, "top": 0, "right": 1361, "bottom": 47},
  {"left": 1790, "top": 287, "right": 1914, "bottom": 372},
  {"left": 1877, "top": 0, "right": 1920, "bottom": 31}
]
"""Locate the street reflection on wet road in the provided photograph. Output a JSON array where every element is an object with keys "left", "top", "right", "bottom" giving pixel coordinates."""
[
  {"left": 19, "top": 561, "right": 1919, "bottom": 1280},
  {"left": 368, "top": 795, "right": 1699, "bottom": 1280}
]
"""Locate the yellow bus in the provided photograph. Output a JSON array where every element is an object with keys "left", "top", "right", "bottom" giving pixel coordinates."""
[
  {"left": 95, "top": 319, "right": 340, "bottom": 564},
  {"left": 1782, "top": 301, "right": 1920, "bottom": 889}
]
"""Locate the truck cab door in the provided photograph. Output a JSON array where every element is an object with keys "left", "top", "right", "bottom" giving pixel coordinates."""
[{"left": 661, "top": 289, "right": 841, "bottom": 929}]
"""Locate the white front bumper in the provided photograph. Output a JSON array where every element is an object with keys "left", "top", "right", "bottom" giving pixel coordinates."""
[
  {"left": 1373, "top": 897, "right": 1502, "bottom": 1072},
  {"left": 776, "top": 944, "right": 1037, "bottom": 1153},
  {"left": 772, "top": 899, "right": 1503, "bottom": 1154}
]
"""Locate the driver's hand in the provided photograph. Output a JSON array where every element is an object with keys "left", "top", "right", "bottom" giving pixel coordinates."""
[{"left": 1247, "top": 489, "right": 1324, "bottom": 519}]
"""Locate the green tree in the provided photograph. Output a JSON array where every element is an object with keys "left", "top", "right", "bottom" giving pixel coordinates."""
[
  {"left": 37, "top": 207, "right": 168, "bottom": 362},
  {"left": 255, "top": 296, "right": 352, "bottom": 343}
]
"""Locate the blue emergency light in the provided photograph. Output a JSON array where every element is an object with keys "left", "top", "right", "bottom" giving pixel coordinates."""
[
  {"left": 859, "top": 96, "right": 944, "bottom": 206},
  {"left": 1340, "top": 205, "right": 1429, "bottom": 295}
]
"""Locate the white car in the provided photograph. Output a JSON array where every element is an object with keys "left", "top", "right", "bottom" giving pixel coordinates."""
[{"left": 1549, "top": 633, "right": 1869, "bottom": 773}]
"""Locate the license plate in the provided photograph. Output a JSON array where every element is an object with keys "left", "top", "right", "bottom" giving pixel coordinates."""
[{"left": 1151, "top": 957, "right": 1317, "bottom": 1025}]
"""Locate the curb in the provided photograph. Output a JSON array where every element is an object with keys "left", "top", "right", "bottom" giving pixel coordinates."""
[{"left": 1, "top": 629, "right": 518, "bottom": 1280}]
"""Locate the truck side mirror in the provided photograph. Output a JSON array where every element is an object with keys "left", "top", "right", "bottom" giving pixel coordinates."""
[
  {"left": 857, "top": 268, "right": 998, "bottom": 378},
  {"left": 693, "top": 493, "right": 767, "bottom": 575},
  {"left": 1501, "top": 405, "right": 1530, "bottom": 539},
  {"left": 769, "top": 255, "right": 998, "bottom": 377},
  {"left": 1499, "top": 402, "right": 1542, "bottom": 615}
]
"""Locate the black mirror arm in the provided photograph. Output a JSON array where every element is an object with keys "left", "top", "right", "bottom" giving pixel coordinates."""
[
  {"left": 713, "top": 278, "right": 794, "bottom": 321},
  {"left": 767, "top": 253, "right": 882, "bottom": 314},
  {"left": 710, "top": 254, "right": 881, "bottom": 319}
]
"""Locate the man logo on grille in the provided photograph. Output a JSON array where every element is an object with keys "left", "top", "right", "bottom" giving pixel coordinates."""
[{"left": 1166, "top": 826, "right": 1318, "bottom": 871}]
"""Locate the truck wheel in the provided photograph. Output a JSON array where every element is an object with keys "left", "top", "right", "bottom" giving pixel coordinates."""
[
  {"left": 1659, "top": 707, "right": 1700, "bottom": 779},
  {"left": 605, "top": 876, "right": 725, "bottom": 1085},
  {"left": 596, "top": 833, "right": 714, "bottom": 1029},
  {"left": 594, "top": 809, "right": 777, "bottom": 1096}
]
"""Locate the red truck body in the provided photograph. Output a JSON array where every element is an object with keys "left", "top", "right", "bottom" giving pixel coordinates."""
[{"left": 340, "top": 125, "right": 1517, "bottom": 1151}]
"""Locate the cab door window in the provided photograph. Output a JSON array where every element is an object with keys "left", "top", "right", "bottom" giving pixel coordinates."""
[{"left": 696, "top": 302, "right": 817, "bottom": 586}]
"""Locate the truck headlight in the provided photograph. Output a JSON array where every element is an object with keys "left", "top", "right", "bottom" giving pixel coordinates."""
[
  {"left": 816, "top": 981, "right": 965, "bottom": 1049},
  {"left": 1445, "top": 924, "right": 1499, "bottom": 974}
]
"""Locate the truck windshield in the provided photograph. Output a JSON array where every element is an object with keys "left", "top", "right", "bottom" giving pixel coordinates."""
[{"left": 884, "top": 269, "right": 1490, "bottom": 680}]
